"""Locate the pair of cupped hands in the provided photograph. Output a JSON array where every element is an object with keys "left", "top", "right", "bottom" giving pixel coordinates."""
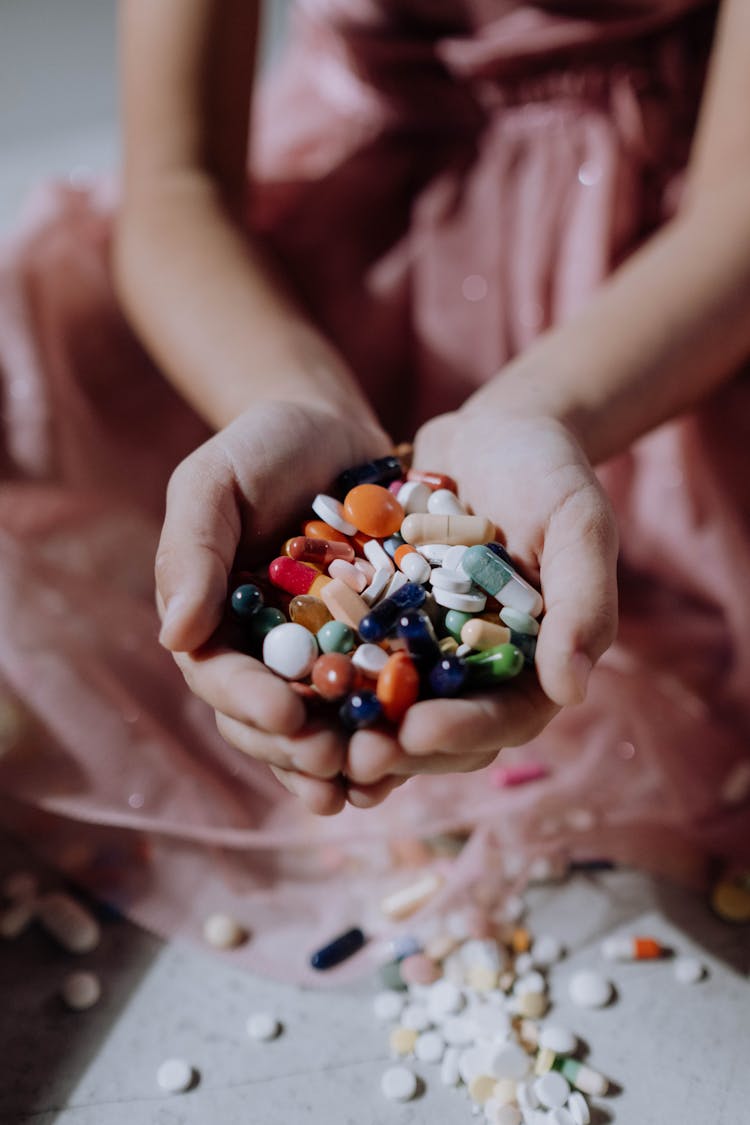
[{"left": 156, "top": 399, "right": 618, "bottom": 815}]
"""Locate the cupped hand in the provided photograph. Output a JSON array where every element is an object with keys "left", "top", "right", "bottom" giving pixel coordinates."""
[
  {"left": 343, "top": 408, "right": 619, "bottom": 798},
  {"left": 155, "top": 398, "right": 394, "bottom": 815}
]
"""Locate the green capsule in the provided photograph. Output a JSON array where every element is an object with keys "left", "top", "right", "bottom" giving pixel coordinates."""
[
  {"left": 466, "top": 643, "right": 524, "bottom": 684},
  {"left": 462, "top": 544, "right": 513, "bottom": 597},
  {"left": 444, "top": 609, "right": 476, "bottom": 642},
  {"left": 317, "top": 620, "right": 356, "bottom": 654}
]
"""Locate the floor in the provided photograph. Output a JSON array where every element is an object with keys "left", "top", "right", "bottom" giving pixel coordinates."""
[{"left": 1, "top": 4, "right": 749, "bottom": 1123}]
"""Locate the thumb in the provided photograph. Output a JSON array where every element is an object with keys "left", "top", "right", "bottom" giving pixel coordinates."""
[
  {"left": 155, "top": 449, "right": 241, "bottom": 652},
  {"left": 535, "top": 479, "right": 619, "bottom": 706}
]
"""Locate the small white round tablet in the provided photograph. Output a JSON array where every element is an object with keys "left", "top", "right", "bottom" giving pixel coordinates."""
[
  {"left": 401, "top": 1003, "right": 432, "bottom": 1032},
  {"left": 352, "top": 643, "right": 389, "bottom": 676},
  {"left": 246, "top": 1012, "right": 282, "bottom": 1041},
  {"left": 490, "top": 1042, "right": 531, "bottom": 1080},
  {"left": 532, "top": 935, "right": 564, "bottom": 966},
  {"left": 381, "top": 1064, "right": 418, "bottom": 1101},
  {"left": 262, "top": 622, "right": 318, "bottom": 680},
  {"left": 311, "top": 494, "right": 357, "bottom": 535},
  {"left": 568, "top": 970, "right": 613, "bottom": 1009},
  {"left": 442, "top": 1014, "right": 476, "bottom": 1046},
  {"left": 427, "top": 978, "right": 465, "bottom": 1018},
  {"left": 442, "top": 544, "right": 469, "bottom": 573},
  {"left": 61, "top": 971, "right": 101, "bottom": 1011},
  {"left": 538, "top": 1025, "right": 578, "bottom": 1055},
  {"left": 156, "top": 1057, "right": 195, "bottom": 1094},
  {"left": 415, "top": 1030, "right": 445, "bottom": 1063},
  {"left": 427, "top": 489, "right": 466, "bottom": 516},
  {"left": 3, "top": 870, "right": 38, "bottom": 901},
  {"left": 374, "top": 990, "right": 406, "bottom": 1021},
  {"left": 534, "top": 1071, "right": 570, "bottom": 1109},
  {"left": 432, "top": 587, "right": 487, "bottom": 612},
  {"left": 430, "top": 567, "right": 472, "bottom": 593},
  {"left": 674, "top": 956, "right": 706, "bottom": 984},
  {"left": 567, "top": 1091, "right": 591, "bottom": 1125},
  {"left": 202, "top": 913, "right": 247, "bottom": 949}
]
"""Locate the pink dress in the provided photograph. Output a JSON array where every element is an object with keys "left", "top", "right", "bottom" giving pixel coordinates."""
[{"left": 1, "top": 0, "right": 747, "bottom": 982}]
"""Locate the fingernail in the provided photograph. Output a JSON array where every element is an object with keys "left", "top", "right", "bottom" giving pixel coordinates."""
[
  {"left": 571, "top": 652, "right": 592, "bottom": 702},
  {"left": 158, "top": 595, "right": 186, "bottom": 646}
]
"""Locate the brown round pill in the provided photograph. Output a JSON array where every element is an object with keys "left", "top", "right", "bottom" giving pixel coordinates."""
[{"left": 312, "top": 653, "right": 355, "bottom": 701}]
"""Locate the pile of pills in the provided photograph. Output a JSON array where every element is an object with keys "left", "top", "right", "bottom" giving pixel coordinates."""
[{"left": 226, "top": 456, "right": 544, "bottom": 731}]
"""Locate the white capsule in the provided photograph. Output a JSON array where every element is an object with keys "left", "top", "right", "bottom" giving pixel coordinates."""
[
  {"left": 499, "top": 607, "right": 540, "bottom": 636},
  {"left": 3, "top": 870, "right": 38, "bottom": 901},
  {"left": 37, "top": 892, "right": 100, "bottom": 954},
  {"left": 428, "top": 489, "right": 466, "bottom": 516},
  {"left": 202, "top": 913, "right": 247, "bottom": 949},
  {"left": 568, "top": 970, "right": 613, "bottom": 1009},
  {"left": 362, "top": 567, "right": 392, "bottom": 606},
  {"left": 397, "top": 481, "right": 432, "bottom": 514},
  {"left": 432, "top": 587, "right": 487, "bottom": 612},
  {"left": 61, "top": 971, "right": 101, "bottom": 1011},
  {"left": 415, "top": 1029, "right": 445, "bottom": 1063},
  {"left": 352, "top": 643, "right": 389, "bottom": 677},
  {"left": 442, "top": 544, "right": 470, "bottom": 573},
  {"left": 381, "top": 1064, "right": 418, "bottom": 1102},
  {"left": 399, "top": 552, "right": 432, "bottom": 584},
  {"left": 534, "top": 1071, "right": 570, "bottom": 1109},
  {"left": 374, "top": 990, "right": 406, "bottom": 1021},
  {"left": 674, "top": 956, "right": 706, "bottom": 984},
  {"left": 538, "top": 1026, "right": 577, "bottom": 1055},
  {"left": 496, "top": 571, "right": 543, "bottom": 619},
  {"left": 531, "top": 935, "right": 564, "bottom": 967},
  {"left": 262, "top": 622, "right": 318, "bottom": 680},
  {"left": 363, "top": 538, "right": 395, "bottom": 574},
  {"left": 440, "top": 1045, "right": 462, "bottom": 1085},
  {"left": 246, "top": 1012, "right": 282, "bottom": 1041},
  {"left": 567, "top": 1091, "right": 591, "bottom": 1125},
  {"left": 416, "top": 542, "right": 451, "bottom": 565},
  {"left": 311, "top": 493, "right": 357, "bottom": 535},
  {"left": 381, "top": 871, "right": 443, "bottom": 921},
  {"left": 430, "top": 567, "right": 472, "bottom": 594},
  {"left": 0, "top": 899, "right": 35, "bottom": 939},
  {"left": 156, "top": 1057, "right": 195, "bottom": 1094}
]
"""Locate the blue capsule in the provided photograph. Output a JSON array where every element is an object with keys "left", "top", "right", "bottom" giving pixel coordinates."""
[
  {"left": 429, "top": 655, "right": 469, "bottom": 697},
  {"left": 358, "top": 582, "right": 427, "bottom": 642},
  {"left": 310, "top": 926, "right": 367, "bottom": 970},
  {"left": 339, "top": 690, "right": 383, "bottom": 731},
  {"left": 230, "top": 583, "right": 264, "bottom": 620},
  {"left": 335, "top": 456, "right": 403, "bottom": 496},
  {"left": 510, "top": 629, "right": 537, "bottom": 667},
  {"left": 383, "top": 534, "right": 405, "bottom": 559},
  {"left": 486, "top": 541, "right": 515, "bottom": 567},
  {"left": 397, "top": 610, "right": 441, "bottom": 673}
]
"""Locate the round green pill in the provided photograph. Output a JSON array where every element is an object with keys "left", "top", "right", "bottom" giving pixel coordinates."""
[
  {"left": 444, "top": 609, "right": 476, "bottom": 642},
  {"left": 317, "top": 620, "right": 356, "bottom": 654},
  {"left": 248, "top": 606, "right": 286, "bottom": 642},
  {"left": 379, "top": 959, "right": 408, "bottom": 992},
  {"left": 466, "top": 643, "right": 524, "bottom": 684}
]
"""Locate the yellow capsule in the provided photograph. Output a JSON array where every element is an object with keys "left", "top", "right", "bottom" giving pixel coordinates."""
[
  {"left": 389, "top": 1027, "right": 418, "bottom": 1056},
  {"left": 534, "top": 1047, "right": 557, "bottom": 1075},
  {"left": 439, "top": 636, "right": 459, "bottom": 655},
  {"left": 460, "top": 619, "right": 511, "bottom": 651}
]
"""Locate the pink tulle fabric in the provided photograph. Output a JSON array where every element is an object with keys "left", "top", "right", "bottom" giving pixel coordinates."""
[{"left": 1, "top": 0, "right": 748, "bottom": 984}]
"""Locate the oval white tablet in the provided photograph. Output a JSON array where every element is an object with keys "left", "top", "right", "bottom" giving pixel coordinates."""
[
  {"left": 311, "top": 494, "right": 357, "bottom": 536},
  {"left": 534, "top": 1071, "right": 570, "bottom": 1109},
  {"left": 432, "top": 587, "right": 487, "bottom": 612},
  {"left": 363, "top": 538, "right": 395, "bottom": 574},
  {"left": 156, "top": 1058, "right": 195, "bottom": 1094},
  {"left": 416, "top": 542, "right": 451, "bottom": 565},
  {"left": 362, "top": 568, "right": 392, "bottom": 606},
  {"left": 568, "top": 969, "right": 613, "bottom": 1009},
  {"left": 567, "top": 1091, "right": 591, "bottom": 1125},
  {"left": 246, "top": 1012, "right": 282, "bottom": 1041},
  {"left": 381, "top": 1065, "right": 418, "bottom": 1102},
  {"left": 61, "top": 971, "right": 101, "bottom": 1011}
]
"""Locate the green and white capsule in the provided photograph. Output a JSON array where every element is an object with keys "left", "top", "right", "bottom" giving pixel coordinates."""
[{"left": 461, "top": 546, "right": 543, "bottom": 618}]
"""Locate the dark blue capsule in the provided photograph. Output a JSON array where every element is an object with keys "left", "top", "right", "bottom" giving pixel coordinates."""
[
  {"left": 510, "top": 629, "right": 537, "bottom": 667},
  {"left": 335, "top": 456, "right": 403, "bottom": 496},
  {"left": 339, "top": 690, "right": 383, "bottom": 731},
  {"left": 383, "top": 534, "right": 405, "bottom": 559},
  {"left": 310, "top": 926, "right": 367, "bottom": 970},
  {"left": 397, "top": 610, "right": 441, "bottom": 672},
  {"left": 358, "top": 582, "right": 427, "bottom": 642},
  {"left": 230, "top": 583, "right": 264, "bottom": 620},
  {"left": 429, "top": 655, "right": 469, "bottom": 697},
  {"left": 486, "top": 541, "right": 515, "bottom": 567}
]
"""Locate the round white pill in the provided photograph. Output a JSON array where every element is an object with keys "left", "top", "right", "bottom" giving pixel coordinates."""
[
  {"left": 430, "top": 567, "right": 472, "bottom": 593},
  {"left": 397, "top": 481, "right": 432, "bottom": 514},
  {"left": 568, "top": 970, "right": 613, "bottom": 1009},
  {"left": 514, "top": 970, "right": 546, "bottom": 995},
  {"left": 432, "top": 587, "right": 487, "bottom": 612},
  {"left": 538, "top": 1025, "right": 578, "bottom": 1055},
  {"left": 352, "top": 643, "right": 389, "bottom": 676},
  {"left": 374, "top": 990, "right": 406, "bottom": 1021},
  {"left": 61, "top": 971, "right": 101, "bottom": 1011},
  {"left": 311, "top": 494, "right": 357, "bottom": 535},
  {"left": 499, "top": 607, "right": 540, "bottom": 636},
  {"left": 427, "top": 979, "right": 465, "bottom": 1018},
  {"left": 440, "top": 1045, "right": 461, "bottom": 1086},
  {"left": 3, "top": 870, "right": 38, "bottom": 901},
  {"left": 381, "top": 1065, "right": 418, "bottom": 1102},
  {"left": 567, "top": 1091, "right": 591, "bottom": 1125},
  {"left": 156, "top": 1058, "right": 195, "bottom": 1094},
  {"left": 532, "top": 935, "right": 564, "bottom": 966},
  {"left": 401, "top": 1002, "right": 432, "bottom": 1032},
  {"left": 416, "top": 542, "right": 451, "bottom": 565},
  {"left": 202, "top": 913, "right": 247, "bottom": 949},
  {"left": 415, "top": 1030, "right": 445, "bottom": 1063},
  {"left": 442, "top": 1014, "right": 476, "bottom": 1045},
  {"left": 399, "top": 552, "right": 431, "bottom": 584},
  {"left": 246, "top": 1012, "right": 282, "bottom": 1041},
  {"left": 674, "top": 956, "right": 706, "bottom": 984},
  {"left": 534, "top": 1071, "right": 570, "bottom": 1109},
  {"left": 459, "top": 1044, "right": 496, "bottom": 1085},
  {"left": 491, "top": 1042, "right": 531, "bottom": 1080},
  {"left": 442, "top": 544, "right": 469, "bottom": 573},
  {"left": 262, "top": 623, "right": 318, "bottom": 680},
  {"left": 427, "top": 489, "right": 466, "bottom": 516}
]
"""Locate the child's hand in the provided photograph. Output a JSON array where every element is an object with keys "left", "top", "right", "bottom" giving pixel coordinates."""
[
  {"left": 343, "top": 409, "right": 618, "bottom": 801},
  {"left": 155, "top": 399, "right": 394, "bottom": 815}
]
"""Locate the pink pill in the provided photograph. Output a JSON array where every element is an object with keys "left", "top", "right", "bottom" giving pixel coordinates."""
[
  {"left": 490, "top": 762, "right": 550, "bottom": 788},
  {"left": 399, "top": 953, "right": 442, "bottom": 985},
  {"left": 328, "top": 559, "right": 367, "bottom": 592}
]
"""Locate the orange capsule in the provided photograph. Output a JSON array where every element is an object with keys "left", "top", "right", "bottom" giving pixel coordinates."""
[
  {"left": 343, "top": 484, "right": 404, "bottom": 539},
  {"left": 394, "top": 544, "right": 418, "bottom": 568},
  {"left": 303, "top": 519, "right": 352, "bottom": 546},
  {"left": 376, "top": 651, "right": 420, "bottom": 723},
  {"left": 288, "top": 536, "right": 355, "bottom": 566},
  {"left": 602, "top": 936, "right": 668, "bottom": 961}
]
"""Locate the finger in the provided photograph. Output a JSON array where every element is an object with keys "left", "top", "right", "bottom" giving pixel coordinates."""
[
  {"left": 389, "top": 750, "right": 498, "bottom": 776},
  {"left": 269, "top": 764, "right": 347, "bottom": 816},
  {"left": 346, "top": 729, "right": 403, "bottom": 785},
  {"left": 173, "top": 646, "right": 306, "bottom": 737},
  {"left": 536, "top": 478, "right": 619, "bottom": 705},
  {"left": 345, "top": 775, "right": 409, "bottom": 808},
  {"left": 156, "top": 448, "right": 242, "bottom": 652},
  {"left": 216, "top": 712, "right": 346, "bottom": 778},
  {"left": 398, "top": 678, "right": 559, "bottom": 756}
]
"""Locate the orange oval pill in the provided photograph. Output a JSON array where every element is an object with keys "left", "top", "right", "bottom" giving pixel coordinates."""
[
  {"left": 343, "top": 485, "right": 404, "bottom": 539},
  {"left": 377, "top": 651, "right": 420, "bottom": 723},
  {"left": 303, "top": 519, "right": 351, "bottom": 546}
]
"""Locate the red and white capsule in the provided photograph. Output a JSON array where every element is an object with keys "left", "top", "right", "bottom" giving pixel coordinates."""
[{"left": 601, "top": 936, "right": 668, "bottom": 961}]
